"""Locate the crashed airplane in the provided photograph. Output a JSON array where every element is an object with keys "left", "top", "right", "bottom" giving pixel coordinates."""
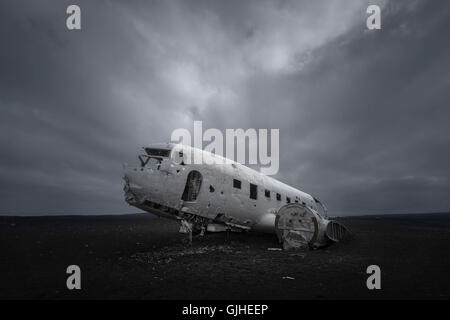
[{"left": 123, "top": 143, "right": 349, "bottom": 249}]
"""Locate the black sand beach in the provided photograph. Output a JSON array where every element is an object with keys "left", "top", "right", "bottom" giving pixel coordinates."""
[{"left": 1, "top": 213, "right": 449, "bottom": 299}]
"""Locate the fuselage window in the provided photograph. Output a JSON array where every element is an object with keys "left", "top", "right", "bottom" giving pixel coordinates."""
[
  {"left": 181, "top": 170, "right": 202, "bottom": 201},
  {"left": 250, "top": 183, "right": 258, "bottom": 200},
  {"left": 233, "top": 179, "right": 241, "bottom": 189},
  {"left": 265, "top": 189, "right": 270, "bottom": 198},
  {"left": 286, "top": 197, "right": 291, "bottom": 203},
  {"left": 276, "top": 193, "right": 281, "bottom": 201}
]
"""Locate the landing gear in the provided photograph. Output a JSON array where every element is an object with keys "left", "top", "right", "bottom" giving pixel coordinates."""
[
  {"left": 179, "top": 218, "right": 207, "bottom": 246},
  {"left": 179, "top": 220, "right": 193, "bottom": 246}
]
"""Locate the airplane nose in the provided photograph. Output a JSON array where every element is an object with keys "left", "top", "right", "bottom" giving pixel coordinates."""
[
  {"left": 122, "top": 175, "right": 134, "bottom": 203},
  {"left": 123, "top": 164, "right": 142, "bottom": 204},
  {"left": 123, "top": 175, "right": 130, "bottom": 192},
  {"left": 123, "top": 164, "right": 141, "bottom": 184}
]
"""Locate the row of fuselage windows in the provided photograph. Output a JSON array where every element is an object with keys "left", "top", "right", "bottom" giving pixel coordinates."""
[{"left": 233, "top": 178, "right": 305, "bottom": 205}]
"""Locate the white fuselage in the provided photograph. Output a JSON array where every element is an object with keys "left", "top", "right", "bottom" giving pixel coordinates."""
[{"left": 123, "top": 143, "right": 324, "bottom": 233}]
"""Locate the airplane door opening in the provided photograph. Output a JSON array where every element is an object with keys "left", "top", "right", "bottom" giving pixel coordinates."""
[{"left": 181, "top": 170, "right": 202, "bottom": 201}]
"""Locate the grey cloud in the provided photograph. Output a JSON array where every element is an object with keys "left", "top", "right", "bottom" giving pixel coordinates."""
[{"left": 0, "top": 0, "right": 449, "bottom": 215}]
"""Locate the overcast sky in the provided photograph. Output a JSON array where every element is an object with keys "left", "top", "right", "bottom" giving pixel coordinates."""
[{"left": 1, "top": 0, "right": 449, "bottom": 216}]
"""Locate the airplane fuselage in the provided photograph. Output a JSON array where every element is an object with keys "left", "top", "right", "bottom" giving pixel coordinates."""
[{"left": 123, "top": 143, "right": 346, "bottom": 248}]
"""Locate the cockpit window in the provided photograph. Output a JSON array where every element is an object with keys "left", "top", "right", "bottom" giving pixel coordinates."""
[{"left": 145, "top": 148, "right": 171, "bottom": 158}]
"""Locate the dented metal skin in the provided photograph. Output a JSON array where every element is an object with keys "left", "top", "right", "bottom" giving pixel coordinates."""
[{"left": 123, "top": 143, "right": 348, "bottom": 248}]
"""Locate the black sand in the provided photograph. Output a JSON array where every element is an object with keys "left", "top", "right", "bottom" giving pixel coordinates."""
[{"left": 1, "top": 213, "right": 449, "bottom": 299}]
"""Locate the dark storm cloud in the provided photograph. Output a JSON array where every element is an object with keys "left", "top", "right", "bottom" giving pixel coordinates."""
[{"left": 0, "top": 0, "right": 449, "bottom": 215}]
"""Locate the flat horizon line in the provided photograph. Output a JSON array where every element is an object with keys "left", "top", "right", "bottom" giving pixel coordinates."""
[{"left": 1, "top": 210, "right": 450, "bottom": 219}]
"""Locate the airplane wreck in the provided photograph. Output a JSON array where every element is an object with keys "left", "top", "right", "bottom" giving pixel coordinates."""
[{"left": 123, "top": 143, "right": 349, "bottom": 249}]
